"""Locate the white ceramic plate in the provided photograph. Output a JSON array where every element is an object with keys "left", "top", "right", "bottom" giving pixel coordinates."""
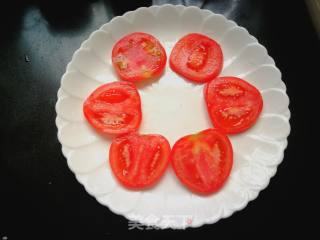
[{"left": 55, "top": 4, "right": 290, "bottom": 229}]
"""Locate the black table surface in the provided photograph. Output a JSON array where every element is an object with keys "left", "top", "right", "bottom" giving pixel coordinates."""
[{"left": 1, "top": 0, "right": 318, "bottom": 238}]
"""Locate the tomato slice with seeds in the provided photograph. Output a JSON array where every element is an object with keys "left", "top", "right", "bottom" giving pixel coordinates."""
[
  {"left": 170, "top": 129, "right": 233, "bottom": 195},
  {"left": 112, "top": 32, "right": 167, "bottom": 82},
  {"left": 169, "top": 33, "right": 223, "bottom": 83},
  {"left": 83, "top": 81, "right": 141, "bottom": 135},
  {"left": 109, "top": 133, "right": 171, "bottom": 189},
  {"left": 204, "top": 76, "right": 263, "bottom": 134}
]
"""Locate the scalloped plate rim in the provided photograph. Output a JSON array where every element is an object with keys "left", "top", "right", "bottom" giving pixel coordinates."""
[{"left": 55, "top": 4, "right": 291, "bottom": 229}]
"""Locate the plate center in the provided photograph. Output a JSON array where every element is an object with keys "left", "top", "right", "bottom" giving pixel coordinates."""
[{"left": 138, "top": 68, "right": 212, "bottom": 145}]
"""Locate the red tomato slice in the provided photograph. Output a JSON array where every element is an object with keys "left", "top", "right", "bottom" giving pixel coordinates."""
[
  {"left": 112, "top": 32, "right": 167, "bottom": 82},
  {"left": 83, "top": 81, "right": 141, "bottom": 135},
  {"left": 169, "top": 33, "right": 223, "bottom": 83},
  {"left": 204, "top": 76, "right": 263, "bottom": 134},
  {"left": 171, "top": 129, "right": 233, "bottom": 194},
  {"left": 109, "top": 133, "right": 171, "bottom": 189}
]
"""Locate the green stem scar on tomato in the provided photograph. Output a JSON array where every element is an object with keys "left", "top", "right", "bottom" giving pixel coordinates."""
[
  {"left": 112, "top": 32, "right": 167, "bottom": 82},
  {"left": 169, "top": 33, "right": 223, "bottom": 83},
  {"left": 204, "top": 76, "right": 263, "bottom": 134},
  {"left": 109, "top": 133, "right": 171, "bottom": 189},
  {"left": 170, "top": 129, "right": 233, "bottom": 195},
  {"left": 83, "top": 81, "right": 142, "bottom": 135}
]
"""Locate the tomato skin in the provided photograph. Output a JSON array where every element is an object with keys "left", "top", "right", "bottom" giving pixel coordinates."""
[
  {"left": 169, "top": 33, "right": 223, "bottom": 83},
  {"left": 171, "top": 129, "right": 233, "bottom": 195},
  {"left": 204, "top": 77, "right": 263, "bottom": 134},
  {"left": 109, "top": 133, "right": 171, "bottom": 189},
  {"left": 112, "top": 32, "right": 167, "bottom": 82},
  {"left": 83, "top": 81, "right": 142, "bottom": 135}
]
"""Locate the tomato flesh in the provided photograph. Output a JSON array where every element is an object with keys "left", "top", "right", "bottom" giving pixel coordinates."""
[
  {"left": 170, "top": 129, "right": 233, "bottom": 194},
  {"left": 204, "top": 76, "right": 263, "bottom": 134},
  {"left": 112, "top": 32, "right": 167, "bottom": 82},
  {"left": 170, "top": 33, "right": 223, "bottom": 83},
  {"left": 83, "top": 81, "right": 141, "bottom": 135},
  {"left": 109, "top": 133, "right": 171, "bottom": 189}
]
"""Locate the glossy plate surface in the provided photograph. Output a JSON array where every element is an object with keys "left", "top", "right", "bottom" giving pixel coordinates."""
[{"left": 55, "top": 4, "right": 290, "bottom": 229}]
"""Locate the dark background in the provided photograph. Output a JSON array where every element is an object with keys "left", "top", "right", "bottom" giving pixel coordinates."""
[{"left": 0, "top": 0, "right": 318, "bottom": 239}]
